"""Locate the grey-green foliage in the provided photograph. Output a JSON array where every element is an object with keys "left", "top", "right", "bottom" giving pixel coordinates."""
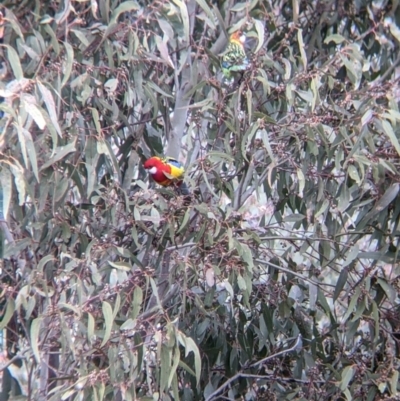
[{"left": 1, "top": 0, "right": 400, "bottom": 400}]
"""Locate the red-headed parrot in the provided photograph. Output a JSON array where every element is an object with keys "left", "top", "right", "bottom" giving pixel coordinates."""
[{"left": 144, "top": 156, "right": 189, "bottom": 195}]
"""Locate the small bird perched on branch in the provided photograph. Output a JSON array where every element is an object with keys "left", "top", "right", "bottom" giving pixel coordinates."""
[
  {"left": 221, "top": 31, "right": 249, "bottom": 85},
  {"left": 144, "top": 156, "right": 189, "bottom": 195}
]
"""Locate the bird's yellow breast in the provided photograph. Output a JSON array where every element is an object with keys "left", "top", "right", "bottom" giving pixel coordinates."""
[{"left": 167, "top": 162, "right": 185, "bottom": 180}]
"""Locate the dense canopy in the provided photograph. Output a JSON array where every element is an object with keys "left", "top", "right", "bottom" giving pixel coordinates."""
[{"left": 1, "top": 0, "right": 400, "bottom": 400}]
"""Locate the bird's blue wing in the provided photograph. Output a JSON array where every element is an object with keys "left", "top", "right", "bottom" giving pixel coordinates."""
[{"left": 165, "top": 157, "right": 183, "bottom": 169}]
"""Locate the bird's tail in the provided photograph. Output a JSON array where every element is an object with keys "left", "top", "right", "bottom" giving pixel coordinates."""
[{"left": 177, "top": 181, "right": 190, "bottom": 196}]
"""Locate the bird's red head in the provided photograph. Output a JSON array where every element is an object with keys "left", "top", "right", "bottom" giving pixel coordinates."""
[
  {"left": 229, "top": 31, "right": 246, "bottom": 45},
  {"left": 143, "top": 156, "right": 167, "bottom": 176},
  {"left": 143, "top": 156, "right": 161, "bottom": 170},
  {"left": 144, "top": 156, "right": 174, "bottom": 185}
]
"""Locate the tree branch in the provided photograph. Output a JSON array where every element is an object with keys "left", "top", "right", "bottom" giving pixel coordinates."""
[{"left": 205, "top": 335, "right": 302, "bottom": 401}]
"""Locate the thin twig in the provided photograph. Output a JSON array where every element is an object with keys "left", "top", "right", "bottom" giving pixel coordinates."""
[
  {"left": 0, "top": 353, "right": 24, "bottom": 371},
  {"left": 255, "top": 258, "right": 334, "bottom": 288},
  {"left": 204, "top": 335, "right": 302, "bottom": 401},
  {"left": 165, "top": 242, "right": 196, "bottom": 251}
]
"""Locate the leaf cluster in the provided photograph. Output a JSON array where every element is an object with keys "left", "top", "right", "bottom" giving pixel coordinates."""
[{"left": 1, "top": 0, "right": 400, "bottom": 400}]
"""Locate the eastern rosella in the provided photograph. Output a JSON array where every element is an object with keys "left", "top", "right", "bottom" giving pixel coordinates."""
[
  {"left": 221, "top": 31, "right": 249, "bottom": 83},
  {"left": 144, "top": 156, "right": 189, "bottom": 195}
]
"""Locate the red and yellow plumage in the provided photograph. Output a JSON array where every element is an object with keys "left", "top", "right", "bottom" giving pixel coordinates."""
[{"left": 143, "top": 156, "right": 185, "bottom": 187}]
